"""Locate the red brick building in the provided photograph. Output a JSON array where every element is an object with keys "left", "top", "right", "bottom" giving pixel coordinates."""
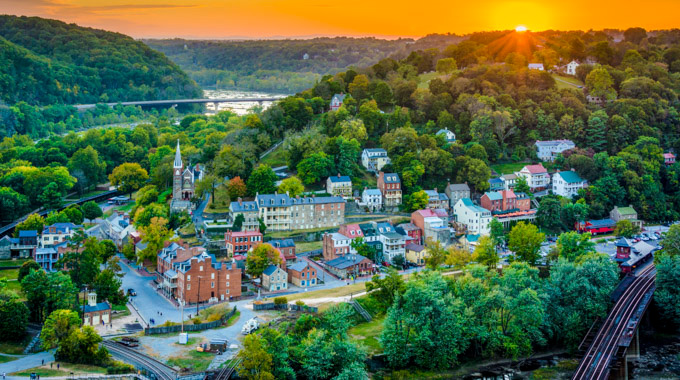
[
  {"left": 225, "top": 230, "right": 262, "bottom": 257},
  {"left": 481, "top": 190, "right": 530, "bottom": 213},
  {"left": 174, "top": 252, "right": 242, "bottom": 304},
  {"left": 287, "top": 261, "right": 317, "bottom": 287},
  {"left": 377, "top": 172, "right": 402, "bottom": 206},
  {"left": 157, "top": 242, "right": 205, "bottom": 284}
]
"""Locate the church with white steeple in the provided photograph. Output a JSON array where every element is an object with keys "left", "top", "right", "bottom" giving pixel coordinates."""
[{"left": 170, "top": 140, "right": 204, "bottom": 213}]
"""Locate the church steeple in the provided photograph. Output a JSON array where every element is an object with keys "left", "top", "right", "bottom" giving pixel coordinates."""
[{"left": 173, "top": 139, "right": 183, "bottom": 169}]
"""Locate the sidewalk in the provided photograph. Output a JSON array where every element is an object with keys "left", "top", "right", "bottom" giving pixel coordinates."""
[{"left": 0, "top": 351, "right": 54, "bottom": 376}]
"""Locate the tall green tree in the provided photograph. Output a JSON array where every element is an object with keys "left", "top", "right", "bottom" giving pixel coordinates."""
[
  {"left": 247, "top": 164, "right": 277, "bottom": 196},
  {"left": 508, "top": 222, "right": 545, "bottom": 265}
]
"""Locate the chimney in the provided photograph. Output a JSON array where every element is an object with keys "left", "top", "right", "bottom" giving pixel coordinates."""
[
  {"left": 238, "top": 197, "right": 243, "bottom": 206},
  {"left": 434, "top": 187, "right": 438, "bottom": 193},
  {"left": 337, "top": 173, "right": 341, "bottom": 178},
  {"left": 571, "top": 168, "right": 575, "bottom": 172}
]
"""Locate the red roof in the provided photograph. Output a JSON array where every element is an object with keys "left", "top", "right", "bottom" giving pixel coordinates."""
[
  {"left": 413, "top": 209, "right": 437, "bottom": 218},
  {"left": 664, "top": 153, "right": 675, "bottom": 159},
  {"left": 433, "top": 209, "right": 448, "bottom": 218},
  {"left": 227, "top": 230, "right": 262, "bottom": 237},
  {"left": 524, "top": 164, "right": 547, "bottom": 174},
  {"left": 500, "top": 189, "right": 516, "bottom": 199}
]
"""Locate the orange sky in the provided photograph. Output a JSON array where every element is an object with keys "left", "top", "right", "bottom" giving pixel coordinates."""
[{"left": 3, "top": 0, "right": 680, "bottom": 39}]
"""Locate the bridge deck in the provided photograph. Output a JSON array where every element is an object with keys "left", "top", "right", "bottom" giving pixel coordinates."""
[{"left": 74, "top": 97, "right": 284, "bottom": 110}]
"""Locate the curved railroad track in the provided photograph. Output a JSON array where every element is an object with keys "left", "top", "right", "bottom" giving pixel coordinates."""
[
  {"left": 103, "top": 341, "right": 177, "bottom": 380},
  {"left": 213, "top": 358, "right": 242, "bottom": 380},
  {"left": 572, "top": 264, "right": 656, "bottom": 380}
]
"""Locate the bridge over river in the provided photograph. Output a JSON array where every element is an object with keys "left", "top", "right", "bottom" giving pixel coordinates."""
[{"left": 74, "top": 97, "right": 284, "bottom": 110}]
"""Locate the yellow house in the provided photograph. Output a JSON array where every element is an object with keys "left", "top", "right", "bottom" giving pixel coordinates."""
[{"left": 405, "top": 243, "right": 428, "bottom": 266}]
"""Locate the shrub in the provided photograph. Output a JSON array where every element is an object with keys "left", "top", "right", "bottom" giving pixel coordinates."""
[
  {"left": 295, "top": 300, "right": 305, "bottom": 306},
  {"left": 274, "top": 297, "right": 288, "bottom": 305},
  {"left": 192, "top": 317, "right": 202, "bottom": 325},
  {"left": 107, "top": 360, "right": 135, "bottom": 374}
]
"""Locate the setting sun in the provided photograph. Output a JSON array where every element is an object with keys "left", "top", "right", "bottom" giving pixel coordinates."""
[{"left": 515, "top": 25, "right": 528, "bottom": 32}]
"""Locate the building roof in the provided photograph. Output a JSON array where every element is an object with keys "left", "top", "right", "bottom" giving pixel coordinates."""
[
  {"left": 382, "top": 232, "right": 406, "bottom": 240},
  {"left": 363, "top": 188, "right": 382, "bottom": 196},
  {"left": 82, "top": 302, "right": 111, "bottom": 313},
  {"left": 43, "top": 222, "right": 81, "bottom": 235},
  {"left": 174, "top": 139, "right": 183, "bottom": 168},
  {"left": 363, "top": 148, "right": 387, "bottom": 155},
  {"left": 433, "top": 209, "right": 448, "bottom": 218},
  {"left": 331, "top": 93, "right": 346, "bottom": 103},
  {"left": 424, "top": 190, "right": 448, "bottom": 201},
  {"left": 413, "top": 209, "right": 437, "bottom": 218},
  {"left": 381, "top": 173, "right": 400, "bottom": 183},
  {"left": 663, "top": 153, "right": 675, "bottom": 159},
  {"left": 358, "top": 223, "right": 377, "bottom": 236},
  {"left": 405, "top": 243, "right": 425, "bottom": 252},
  {"left": 489, "top": 177, "right": 504, "bottom": 185},
  {"left": 288, "top": 261, "right": 309, "bottom": 272},
  {"left": 268, "top": 238, "right": 295, "bottom": 248},
  {"left": 376, "top": 222, "right": 395, "bottom": 233},
  {"left": 484, "top": 191, "right": 503, "bottom": 201},
  {"left": 263, "top": 264, "right": 281, "bottom": 276},
  {"left": 515, "top": 192, "right": 530, "bottom": 199},
  {"left": 230, "top": 200, "right": 258, "bottom": 212},
  {"left": 615, "top": 237, "right": 634, "bottom": 248},
  {"left": 326, "top": 254, "right": 369, "bottom": 269},
  {"left": 328, "top": 232, "right": 351, "bottom": 243},
  {"left": 466, "top": 234, "right": 481, "bottom": 243},
  {"left": 535, "top": 139, "right": 575, "bottom": 147},
  {"left": 586, "top": 219, "right": 616, "bottom": 228},
  {"left": 36, "top": 247, "right": 57, "bottom": 254},
  {"left": 228, "top": 230, "right": 262, "bottom": 237},
  {"left": 459, "top": 198, "right": 490, "bottom": 214},
  {"left": 523, "top": 164, "right": 548, "bottom": 174},
  {"left": 328, "top": 175, "right": 352, "bottom": 183},
  {"left": 397, "top": 223, "right": 419, "bottom": 231},
  {"left": 501, "top": 173, "right": 517, "bottom": 180},
  {"left": 528, "top": 63, "right": 544, "bottom": 69},
  {"left": 18, "top": 230, "right": 37, "bottom": 238},
  {"left": 556, "top": 170, "right": 584, "bottom": 184},
  {"left": 447, "top": 183, "right": 470, "bottom": 192},
  {"left": 615, "top": 206, "right": 637, "bottom": 216}
]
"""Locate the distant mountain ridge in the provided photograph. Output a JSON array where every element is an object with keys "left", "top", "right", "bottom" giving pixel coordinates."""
[{"left": 0, "top": 15, "right": 202, "bottom": 106}]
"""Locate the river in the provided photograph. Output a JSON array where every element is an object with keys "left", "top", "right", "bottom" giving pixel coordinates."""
[{"left": 203, "top": 89, "right": 289, "bottom": 115}]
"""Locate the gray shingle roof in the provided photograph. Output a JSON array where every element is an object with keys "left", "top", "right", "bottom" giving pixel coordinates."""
[{"left": 288, "top": 261, "right": 309, "bottom": 272}]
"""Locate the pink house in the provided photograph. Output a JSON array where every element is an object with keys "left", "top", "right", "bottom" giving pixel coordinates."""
[{"left": 664, "top": 153, "right": 675, "bottom": 166}]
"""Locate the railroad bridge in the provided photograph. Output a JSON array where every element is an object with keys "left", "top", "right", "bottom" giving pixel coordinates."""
[{"left": 572, "top": 264, "right": 656, "bottom": 380}]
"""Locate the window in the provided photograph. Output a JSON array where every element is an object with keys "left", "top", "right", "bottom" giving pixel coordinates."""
[
  {"left": 187, "top": 275, "right": 191, "bottom": 281},
  {"left": 226, "top": 282, "right": 230, "bottom": 287},
  {"left": 211, "top": 282, "right": 214, "bottom": 288},
  {"left": 187, "top": 284, "right": 191, "bottom": 290},
  {"left": 226, "top": 274, "right": 230, "bottom": 280},
  {"left": 211, "top": 273, "right": 215, "bottom": 279},
  {"left": 200, "top": 266, "right": 203, "bottom": 271}
]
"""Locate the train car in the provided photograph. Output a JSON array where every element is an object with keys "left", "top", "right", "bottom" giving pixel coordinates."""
[{"left": 575, "top": 218, "right": 615, "bottom": 235}]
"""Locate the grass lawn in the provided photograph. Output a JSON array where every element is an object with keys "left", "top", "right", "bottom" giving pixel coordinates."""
[
  {"left": 295, "top": 241, "right": 322, "bottom": 252},
  {"left": 417, "top": 72, "right": 450, "bottom": 89},
  {"left": 0, "top": 259, "right": 27, "bottom": 268},
  {"left": 0, "top": 355, "right": 17, "bottom": 364},
  {"left": 348, "top": 317, "right": 384, "bottom": 355},
  {"left": 12, "top": 364, "right": 107, "bottom": 377},
  {"left": 179, "top": 222, "right": 196, "bottom": 236},
  {"left": 259, "top": 144, "right": 287, "bottom": 168},
  {"left": 286, "top": 282, "right": 366, "bottom": 302},
  {"left": 3, "top": 280, "right": 24, "bottom": 300},
  {"left": 225, "top": 310, "right": 240, "bottom": 327},
  {"left": 0, "top": 268, "right": 19, "bottom": 280},
  {"left": 166, "top": 350, "right": 214, "bottom": 372},
  {"left": 491, "top": 162, "right": 529, "bottom": 175},
  {"left": 205, "top": 186, "right": 230, "bottom": 214}
]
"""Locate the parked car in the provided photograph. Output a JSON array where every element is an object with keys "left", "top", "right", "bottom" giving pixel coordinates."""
[{"left": 127, "top": 288, "right": 137, "bottom": 296}]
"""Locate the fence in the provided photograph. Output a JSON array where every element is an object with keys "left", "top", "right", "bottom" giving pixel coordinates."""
[
  {"left": 144, "top": 306, "right": 237, "bottom": 335},
  {"left": 252, "top": 302, "right": 318, "bottom": 313}
]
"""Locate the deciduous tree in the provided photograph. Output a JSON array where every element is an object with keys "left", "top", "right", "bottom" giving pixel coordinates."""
[{"left": 508, "top": 222, "right": 545, "bottom": 265}]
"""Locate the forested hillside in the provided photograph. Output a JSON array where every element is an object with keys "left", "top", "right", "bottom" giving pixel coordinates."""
[
  {"left": 144, "top": 37, "right": 413, "bottom": 92},
  {"left": 0, "top": 15, "right": 202, "bottom": 105}
]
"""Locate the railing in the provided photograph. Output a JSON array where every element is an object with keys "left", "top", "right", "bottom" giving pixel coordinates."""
[
  {"left": 144, "top": 306, "right": 237, "bottom": 335},
  {"left": 350, "top": 300, "right": 372, "bottom": 322}
]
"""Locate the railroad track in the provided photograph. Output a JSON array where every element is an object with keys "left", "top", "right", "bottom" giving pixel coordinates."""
[
  {"left": 213, "top": 358, "right": 242, "bottom": 380},
  {"left": 103, "top": 341, "right": 177, "bottom": 380},
  {"left": 572, "top": 264, "right": 656, "bottom": 380}
]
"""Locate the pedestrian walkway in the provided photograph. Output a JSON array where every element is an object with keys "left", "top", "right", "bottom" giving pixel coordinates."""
[{"left": 0, "top": 350, "right": 54, "bottom": 376}]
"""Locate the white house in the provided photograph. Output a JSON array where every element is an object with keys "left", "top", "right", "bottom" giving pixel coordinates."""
[
  {"left": 330, "top": 93, "right": 346, "bottom": 111},
  {"left": 552, "top": 170, "right": 587, "bottom": 198},
  {"left": 501, "top": 174, "right": 517, "bottom": 190},
  {"left": 436, "top": 129, "right": 456, "bottom": 143},
  {"left": 516, "top": 164, "right": 550, "bottom": 191},
  {"left": 528, "top": 63, "right": 544, "bottom": 71},
  {"left": 41, "top": 223, "right": 82, "bottom": 247},
  {"left": 453, "top": 198, "right": 492, "bottom": 236},
  {"left": 361, "top": 188, "right": 382, "bottom": 211},
  {"left": 361, "top": 148, "right": 390, "bottom": 172},
  {"left": 566, "top": 60, "right": 580, "bottom": 76},
  {"left": 535, "top": 140, "right": 576, "bottom": 161},
  {"left": 326, "top": 174, "right": 352, "bottom": 199},
  {"left": 376, "top": 222, "right": 407, "bottom": 263}
]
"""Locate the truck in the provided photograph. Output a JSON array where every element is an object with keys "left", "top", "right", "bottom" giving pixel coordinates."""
[{"left": 241, "top": 318, "right": 259, "bottom": 335}]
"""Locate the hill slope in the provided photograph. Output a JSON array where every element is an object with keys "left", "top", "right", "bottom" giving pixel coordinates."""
[
  {"left": 144, "top": 37, "right": 413, "bottom": 92},
  {"left": 0, "top": 15, "right": 202, "bottom": 105}
]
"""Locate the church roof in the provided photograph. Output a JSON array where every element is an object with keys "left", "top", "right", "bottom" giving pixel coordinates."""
[{"left": 174, "top": 139, "right": 183, "bottom": 169}]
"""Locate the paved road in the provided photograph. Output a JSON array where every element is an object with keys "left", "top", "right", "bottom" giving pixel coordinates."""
[
  {"left": 0, "top": 351, "right": 54, "bottom": 377},
  {"left": 120, "top": 261, "right": 184, "bottom": 326}
]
